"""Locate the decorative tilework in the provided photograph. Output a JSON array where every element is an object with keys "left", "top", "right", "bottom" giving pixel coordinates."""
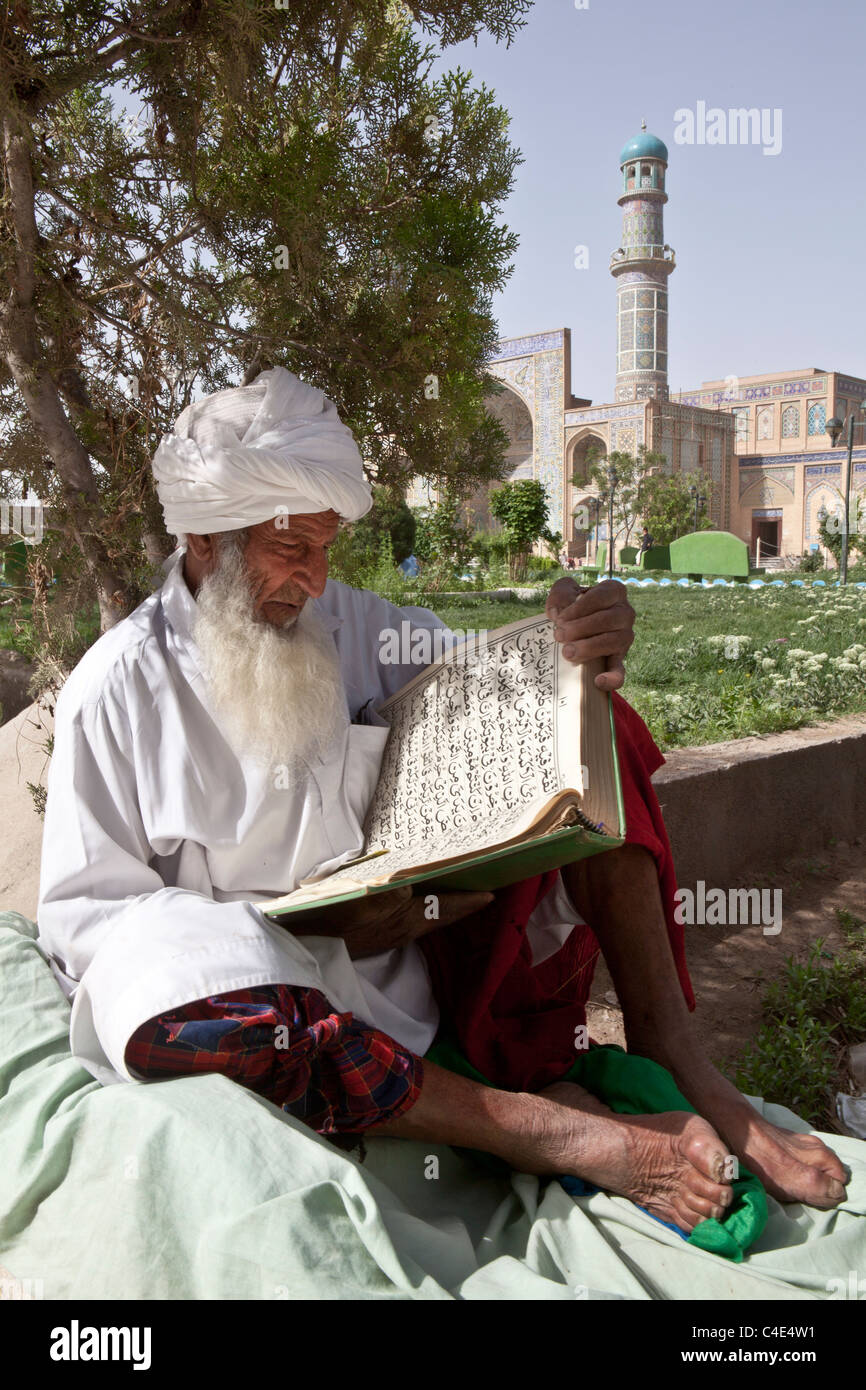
[
  {"left": 739, "top": 466, "right": 795, "bottom": 499},
  {"left": 491, "top": 356, "right": 534, "bottom": 410},
  {"left": 742, "top": 451, "right": 865, "bottom": 468},
  {"left": 636, "top": 313, "right": 654, "bottom": 347},
  {"left": 733, "top": 407, "right": 750, "bottom": 443},
  {"left": 491, "top": 330, "right": 565, "bottom": 362},
  {"left": 532, "top": 348, "right": 566, "bottom": 534},
  {"left": 781, "top": 405, "right": 800, "bottom": 438},
  {"left": 566, "top": 404, "right": 645, "bottom": 425},
  {"left": 745, "top": 482, "right": 788, "bottom": 507},
  {"left": 757, "top": 406, "right": 774, "bottom": 440},
  {"left": 808, "top": 402, "right": 826, "bottom": 436},
  {"left": 676, "top": 377, "right": 826, "bottom": 407}
]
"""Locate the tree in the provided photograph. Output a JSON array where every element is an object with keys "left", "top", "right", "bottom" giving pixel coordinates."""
[
  {"left": 411, "top": 486, "right": 474, "bottom": 585},
  {"left": 818, "top": 502, "right": 866, "bottom": 567},
  {"left": 488, "top": 476, "right": 549, "bottom": 579},
  {"left": 579, "top": 446, "right": 716, "bottom": 557},
  {"left": 583, "top": 445, "right": 664, "bottom": 556},
  {"left": 0, "top": 0, "right": 529, "bottom": 632},
  {"left": 639, "top": 469, "right": 716, "bottom": 546},
  {"left": 347, "top": 484, "right": 416, "bottom": 565}
]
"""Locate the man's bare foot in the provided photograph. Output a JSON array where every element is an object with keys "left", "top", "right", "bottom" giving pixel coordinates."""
[
  {"left": 626, "top": 1039, "right": 848, "bottom": 1210},
  {"left": 537, "top": 1080, "right": 733, "bottom": 1233}
]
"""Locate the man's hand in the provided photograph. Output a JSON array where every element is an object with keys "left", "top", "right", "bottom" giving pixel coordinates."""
[
  {"left": 545, "top": 576, "right": 635, "bottom": 691},
  {"left": 290, "top": 884, "right": 495, "bottom": 959}
]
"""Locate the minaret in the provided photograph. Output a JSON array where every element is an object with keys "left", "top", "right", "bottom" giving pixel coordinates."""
[{"left": 610, "top": 121, "right": 675, "bottom": 402}]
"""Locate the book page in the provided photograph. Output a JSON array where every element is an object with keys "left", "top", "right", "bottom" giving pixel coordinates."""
[{"left": 362, "top": 617, "right": 585, "bottom": 857}]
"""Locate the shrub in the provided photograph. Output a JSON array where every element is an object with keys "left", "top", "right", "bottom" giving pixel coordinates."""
[{"left": 801, "top": 551, "right": 825, "bottom": 573}]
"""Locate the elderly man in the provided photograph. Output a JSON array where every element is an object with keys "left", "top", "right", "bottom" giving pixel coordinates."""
[{"left": 38, "top": 368, "right": 846, "bottom": 1237}]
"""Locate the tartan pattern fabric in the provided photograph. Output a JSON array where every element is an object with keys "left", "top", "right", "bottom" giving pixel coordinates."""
[{"left": 124, "top": 984, "right": 423, "bottom": 1135}]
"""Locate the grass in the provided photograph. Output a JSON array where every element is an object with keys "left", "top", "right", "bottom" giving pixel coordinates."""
[
  {"left": 0, "top": 593, "right": 100, "bottom": 662},
  {"left": 5, "top": 569, "right": 866, "bottom": 753},
  {"left": 0, "top": 594, "right": 37, "bottom": 656},
  {"left": 733, "top": 911, "right": 866, "bottom": 1130},
  {"left": 431, "top": 582, "right": 866, "bottom": 750}
]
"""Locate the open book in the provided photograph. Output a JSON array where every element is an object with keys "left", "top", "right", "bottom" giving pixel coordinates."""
[{"left": 261, "top": 614, "right": 625, "bottom": 920}]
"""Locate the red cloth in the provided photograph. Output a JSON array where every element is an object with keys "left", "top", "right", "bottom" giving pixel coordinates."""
[{"left": 420, "top": 692, "right": 695, "bottom": 1093}]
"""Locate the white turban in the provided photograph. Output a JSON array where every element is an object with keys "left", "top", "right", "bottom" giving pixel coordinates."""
[{"left": 151, "top": 366, "right": 373, "bottom": 537}]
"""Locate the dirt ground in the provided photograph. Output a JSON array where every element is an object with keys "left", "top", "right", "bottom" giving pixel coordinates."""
[{"left": 586, "top": 837, "right": 866, "bottom": 1073}]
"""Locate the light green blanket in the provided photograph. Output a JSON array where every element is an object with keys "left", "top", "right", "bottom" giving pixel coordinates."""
[{"left": 1, "top": 910, "right": 864, "bottom": 1301}]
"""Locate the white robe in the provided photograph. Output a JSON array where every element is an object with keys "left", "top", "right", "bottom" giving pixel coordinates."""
[{"left": 37, "top": 550, "right": 583, "bottom": 1086}]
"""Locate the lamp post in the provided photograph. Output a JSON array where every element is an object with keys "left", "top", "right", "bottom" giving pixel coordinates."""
[
  {"left": 592, "top": 495, "right": 601, "bottom": 561},
  {"left": 826, "top": 405, "right": 866, "bottom": 584},
  {"left": 689, "top": 484, "right": 706, "bottom": 532},
  {"left": 606, "top": 463, "right": 618, "bottom": 579},
  {"left": 817, "top": 502, "right": 829, "bottom": 565}
]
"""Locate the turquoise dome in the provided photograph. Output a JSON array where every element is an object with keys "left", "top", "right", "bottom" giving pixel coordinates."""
[{"left": 619, "top": 131, "right": 668, "bottom": 165}]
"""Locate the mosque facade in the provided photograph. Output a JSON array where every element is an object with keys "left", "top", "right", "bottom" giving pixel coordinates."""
[{"left": 407, "top": 127, "right": 866, "bottom": 567}]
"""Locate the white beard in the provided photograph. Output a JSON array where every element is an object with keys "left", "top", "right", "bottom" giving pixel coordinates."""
[{"left": 191, "top": 532, "right": 348, "bottom": 778}]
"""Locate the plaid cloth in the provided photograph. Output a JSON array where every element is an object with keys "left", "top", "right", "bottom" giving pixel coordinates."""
[{"left": 124, "top": 985, "right": 423, "bottom": 1135}]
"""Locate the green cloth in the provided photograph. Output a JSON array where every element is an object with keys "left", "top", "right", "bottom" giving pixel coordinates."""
[
  {"left": 1, "top": 910, "right": 864, "bottom": 1301},
  {"left": 425, "top": 1038, "right": 768, "bottom": 1261}
]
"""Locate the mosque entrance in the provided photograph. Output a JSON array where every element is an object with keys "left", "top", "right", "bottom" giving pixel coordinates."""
[
  {"left": 566, "top": 435, "right": 607, "bottom": 560},
  {"left": 467, "top": 384, "right": 534, "bottom": 532},
  {"left": 751, "top": 514, "right": 780, "bottom": 565},
  {"left": 571, "top": 493, "right": 601, "bottom": 562}
]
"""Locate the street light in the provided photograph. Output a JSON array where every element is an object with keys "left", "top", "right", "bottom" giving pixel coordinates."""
[
  {"left": 606, "top": 463, "right": 618, "bottom": 579},
  {"left": 689, "top": 484, "right": 706, "bottom": 533},
  {"left": 826, "top": 405, "right": 866, "bottom": 584},
  {"left": 817, "top": 503, "right": 829, "bottom": 560},
  {"left": 591, "top": 495, "right": 602, "bottom": 560}
]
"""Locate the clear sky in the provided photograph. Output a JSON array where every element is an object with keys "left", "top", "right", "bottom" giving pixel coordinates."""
[{"left": 430, "top": 0, "right": 866, "bottom": 405}]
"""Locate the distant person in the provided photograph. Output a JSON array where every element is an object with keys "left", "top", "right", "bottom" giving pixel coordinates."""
[
  {"left": 639, "top": 527, "right": 654, "bottom": 555},
  {"left": 566, "top": 555, "right": 576, "bottom": 570},
  {"left": 398, "top": 553, "right": 420, "bottom": 578}
]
